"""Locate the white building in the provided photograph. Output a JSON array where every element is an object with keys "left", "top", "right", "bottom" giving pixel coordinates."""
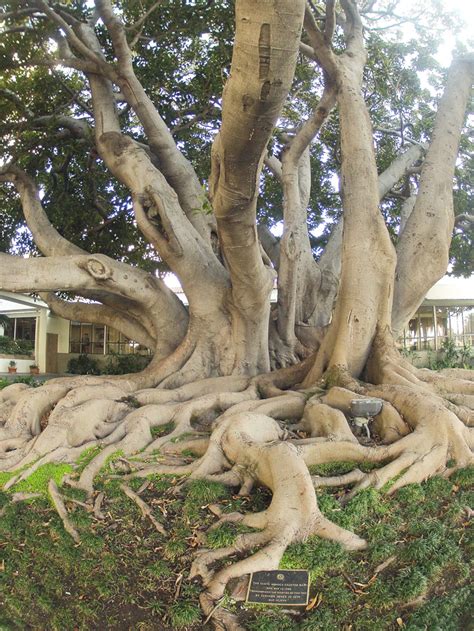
[{"left": 0, "top": 292, "right": 69, "bottom": 373}]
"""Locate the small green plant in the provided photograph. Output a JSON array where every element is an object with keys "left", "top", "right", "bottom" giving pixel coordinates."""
[
  {"left": 429, "top": 338, "right": 473, "bottom": 370},
  {"left": 67, "top": 353, "right": 101, "bottom": 375},
  {"left": 400, "top": 347, "right": 420, "bottom": 364},
  {"left": 5, "top": 463, "right": 73, "bottom": 495},
  {"left": 184, "top": 479, "right": 229, "bottom": 503},
  {"left": 1, "top": 375, "right": 39, "bottom": 388}
]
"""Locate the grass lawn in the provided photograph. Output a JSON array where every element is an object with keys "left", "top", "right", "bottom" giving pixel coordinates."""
[{"left": 0, "top": 454, "right": 472, "bottom": 630}]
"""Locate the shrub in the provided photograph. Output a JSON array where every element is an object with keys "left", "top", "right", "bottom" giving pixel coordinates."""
[
  {"left": 0, "top": 336, "right": 33, "bottom": 356},
  {"left": 429, "top": 339, "right": 472, "bottom": 370},
  {"left": 103, "top": 353, "right": 151, "bottom": 375},
  {"left": 67, "top": 354, "right": 101, "bottom": 375}
]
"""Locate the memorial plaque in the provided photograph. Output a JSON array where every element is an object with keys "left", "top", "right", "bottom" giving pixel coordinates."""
[{"left": 246, "top": 570, "right": 310, "bottom": 606}]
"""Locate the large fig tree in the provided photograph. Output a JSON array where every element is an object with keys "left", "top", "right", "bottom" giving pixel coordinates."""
[{"left": 0, "top": 0, "right": 472, "bottom": 625}]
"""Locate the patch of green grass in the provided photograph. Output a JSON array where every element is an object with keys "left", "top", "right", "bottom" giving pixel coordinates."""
[
  {"left": 206, "top": 523, "right": 237, "bottom": 548},
  {"left": 184, "top": 478, "right": 229, "bottom": 504},
  {"left": 147, "top": 474, "right": 177, "bottom": 493},
  {"left": 405, "top": 586, "right": 471, "bottom": 631},
  {"left": 75, "top": 445, "right": 102, "bottom": 473},
  {"left": 146, "top": 559, "right": 173, "bottom": 578},
  {"left": 451, "top": 466, "right": 474, "bottom": 488},
  {"left": 0, "top": 440, "right": 472, "bottom": 631},
  {"left": 9, "top": 463, "right": 73, "bottom": 495},
  {"left": 247, "top": 612, "right": 299, "bottom": 631},
  {"left": 281, "top": 538, "right": 350, "bottom": 581},
  {"left": 309, "top": 460, "right": 379, "bottom": 476},
  {"left": 167, "top": 600, "right": 202, "bottom": 629},
  {"left": 150, "top": 421, "right": 175, "bottom": 438},
  {"left": 163, "top": 525, "right": 191, "bottom": 561},
  {"left": 163, "top": 537, "right": 188, "bottom": 561},
  {"left": 98, "top": 449, "right": 125, "bottom": 476},
  {"left": 0, "top": 471, "right": 14, "bottom": 488}
]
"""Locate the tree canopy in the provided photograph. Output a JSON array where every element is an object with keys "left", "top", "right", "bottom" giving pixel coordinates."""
[{"left": 1, "top": 0, "right": 472, "bottom": 274}]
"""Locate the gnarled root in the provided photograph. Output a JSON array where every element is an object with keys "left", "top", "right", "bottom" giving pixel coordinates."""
[
  {"left": 189, "top": 412, "right": 366, "bottom": 604},
  {"left": 1, "top": 365, "right": 472, "bottom": 631},
  {"left": 366, "top": 327, "right": 474, "bottom": 399},
  {"left": 308, "top": 384, "right": 473, "bottom": 499}
]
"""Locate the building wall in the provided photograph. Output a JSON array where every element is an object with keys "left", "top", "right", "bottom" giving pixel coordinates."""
[
  {"left": 0, "top": 355, "right": 34, "bottom": 373},
  {"left": 46, "top": 314, "right": 70, "bottom": 353}
]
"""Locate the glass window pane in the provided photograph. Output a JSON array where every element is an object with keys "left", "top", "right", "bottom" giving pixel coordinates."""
[
  {"left": 463, "top": 308, "right": 474, "bottom": 336},
  {"left": 417, "top": 308, "right": 435, "bottom": 350},
  {"left": 70, "top": 323, "right": 81, "bottom": 353},
  {"left": 3, "top": 319, "right": 14, "bottom": 338},
  {"left": 92, "top": 325, "right": 105, "bottom": 354},
  {"left": 80, "top": 324, "right": 92, "bottom": 354}
]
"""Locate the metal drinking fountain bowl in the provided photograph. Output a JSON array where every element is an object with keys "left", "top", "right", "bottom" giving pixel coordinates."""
[
  {"left": 350, "top": 398, "right": 383, "bottom": 438},
  {"left": 350, "top": 399, "right": 383, "bottom": 418}
]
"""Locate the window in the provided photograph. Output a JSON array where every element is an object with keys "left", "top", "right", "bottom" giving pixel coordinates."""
[
  {"left": 463, "top": 308, "right": 474, "bottom": 346},
  {"left": 1, "top": 316, "right": 36, "bottom": 353},
  {"left": 418, "top": 307, "right": 436, "bottom": 350},
  {"left": 69, "top": 322, "right": 146, "bottom": 355},
  {"left": 69, "top": 323, "right": 105, "bottom": 354},
  {"left": 15, "top": 318, "right": 36, "bottom": 342},
  {"left": 435, "top": 306, "right": 449, "bottom": 348},
  {"left": 106, "top": 327, "right": 137, "bottom": 355}
]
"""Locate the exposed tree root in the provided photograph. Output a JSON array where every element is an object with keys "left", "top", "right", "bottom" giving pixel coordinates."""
[
  {"left": 48, "top": 479, "right": 80, "bottom": 544},
  {"left": 120, "top": 483, "right": 166, "bottom": 534},
  {"left": 0, "top": 361, "right": 472, "bottom": 630}
]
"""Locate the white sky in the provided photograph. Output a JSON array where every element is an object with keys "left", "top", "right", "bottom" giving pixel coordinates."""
[{"left": 404, "top": 0, "right": 473, "bottom": 67}]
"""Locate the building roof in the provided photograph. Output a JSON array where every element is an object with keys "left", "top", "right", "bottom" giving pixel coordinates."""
[
  {"left": 0, "top": 292, "right": 48, "bottom": 313},
  {"left": 423, "top": 275, "right": 474, "bottom": 306}
]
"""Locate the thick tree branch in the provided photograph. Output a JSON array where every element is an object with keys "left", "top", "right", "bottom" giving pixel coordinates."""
[
  {"left": 264, "top": 154, "right": 283, "bottom": 182},
  {"left": 392, "top": 58, "right": 474, "bottom": 334},
  {"left": 277, "top": 86, "right": 337, "bottom": 347},
  {"left": 0, "top": 252, "right": 188, "bottom": 356},
  {"left": 94, "top": 0, "right": 213, "bottom": 242},
  {"left": 0, "top": 252, "right": 152, "bottom": 305},
  {"left": 317, "top": 146, "right": 425, "bottom": 329},
  {"left": 303, "top": 4, "right": 338, "bottom": 77},
  {"left": 62, "top": 17, "right": 230, "bottom": 315},
  {"left": 257, "top": 225, "right": 280, "bottom": 270},
  {"left": 0, "top": 166, "right": 187, "bottom": 351},
  {"left": 34, "top": 0, "right": 112, "bottom": 77},
  {"left": 377, "top": 144, "right": 426, "bottom": 199},
  {"left": 209, "top": 0, "right": 305, "bottom": 372},
  {"left": 0, "top": 167, "right": 85, "bottom": 257},
  {"left": 340, "top": 0, "right": 364, "bottom": 56},
  {"left": 305, "top": 1, "right": 396, "bottom": 382},
  {"left": 324, "top": 0, "right": 336, "bottom": 45}
]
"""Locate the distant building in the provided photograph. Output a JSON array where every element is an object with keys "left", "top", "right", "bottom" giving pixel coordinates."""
[
  {"left": 400, "top": 276, "right": 474, "bottom": 353},
  {"left": 0, "top": 292, "right": 147, "bottom": 374}
]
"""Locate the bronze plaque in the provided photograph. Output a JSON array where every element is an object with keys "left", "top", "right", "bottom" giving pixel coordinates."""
[{"left": 246, "top": 570, "right": 310, "bottom": 606}]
